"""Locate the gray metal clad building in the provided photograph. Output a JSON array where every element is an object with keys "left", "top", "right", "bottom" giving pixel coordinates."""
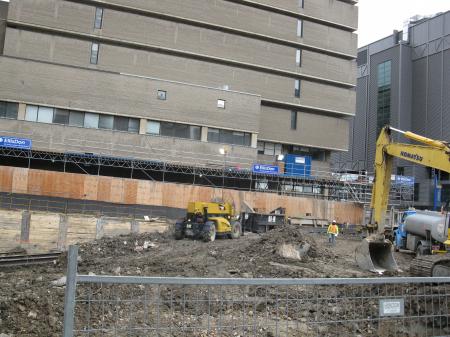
[
  {"left": 0, "top": 0, "right": 357, "bottom": 170},
  {"left": 333, "top": 11, "right": 450, "bottom": 208}
]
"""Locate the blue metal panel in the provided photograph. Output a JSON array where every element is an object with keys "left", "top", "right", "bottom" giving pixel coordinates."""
[{"left": 284, "top": 155, "right": 311, "bottom": 177}]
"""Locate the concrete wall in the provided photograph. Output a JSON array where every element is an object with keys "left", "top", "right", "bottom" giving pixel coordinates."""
[
  {"left": 259, "top": 106, "right": 349, "bottom": 150},
  {"left": 0, "top": 165, "right": 365, "bottom": 224},
  {"left": 0, "top": 1, "right": 7, "bottom": 54},
  {"left": 3, "top": 29, "right": 356, "bottom": 115},
  {"left": 0, "top": 209, "right": 167, "bottom": 253}
]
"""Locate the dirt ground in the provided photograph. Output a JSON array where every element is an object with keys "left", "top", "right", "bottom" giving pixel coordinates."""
[{"left": 0, "top": 225, "right": 417, "bottom": 336}]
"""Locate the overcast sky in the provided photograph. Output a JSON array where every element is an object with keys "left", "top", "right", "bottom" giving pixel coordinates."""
[{"left": 358, "top": 0, "right": 450, "bottom": 47}]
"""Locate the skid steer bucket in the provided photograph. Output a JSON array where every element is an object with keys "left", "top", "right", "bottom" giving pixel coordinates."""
[{"left": 355, "top": 237, "right": 398, "bottom": 273}]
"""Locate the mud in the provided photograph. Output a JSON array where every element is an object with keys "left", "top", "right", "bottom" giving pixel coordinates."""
[{"left": 0, "top": 225, "right": 417, "bottom": 336}]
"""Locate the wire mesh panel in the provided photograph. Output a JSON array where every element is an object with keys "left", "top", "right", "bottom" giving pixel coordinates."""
[{"left": 69, "top": 276, "right": 450, "bottom": 337}]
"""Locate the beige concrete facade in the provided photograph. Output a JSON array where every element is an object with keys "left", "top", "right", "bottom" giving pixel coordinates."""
[{"left": 0, "top": 0, "right": 358, "bottom": 168}]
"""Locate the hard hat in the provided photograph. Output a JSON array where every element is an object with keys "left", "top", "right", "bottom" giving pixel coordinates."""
[{"left": 332, "top": 220, "right": 336, "bottom": 223}]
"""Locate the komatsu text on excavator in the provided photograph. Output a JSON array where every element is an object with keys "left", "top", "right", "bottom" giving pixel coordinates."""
[{"left": 355, "top": 125, "right": 450, "bottom": 276}]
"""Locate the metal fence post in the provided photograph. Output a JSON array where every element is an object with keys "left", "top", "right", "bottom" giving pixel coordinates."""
[{"left": 63, "top": 245, "right": 79, "bottom": 337}]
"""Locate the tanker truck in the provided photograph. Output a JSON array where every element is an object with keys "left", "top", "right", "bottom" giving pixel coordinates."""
[{"left": 394, "top": 210, "right": 450, "bottom": 276}]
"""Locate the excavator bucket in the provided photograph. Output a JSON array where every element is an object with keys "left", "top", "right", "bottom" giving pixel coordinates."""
[{"left": 355, "top": 237, "right": 398, "bottom": 273}]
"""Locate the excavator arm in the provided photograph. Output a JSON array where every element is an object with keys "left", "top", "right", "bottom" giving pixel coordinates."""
[
  {"left": 371, "top": 126, "right": 450, "bottom": 232},
  {"left": 357, "top": 126, "right": 450, "bottom": 273}
]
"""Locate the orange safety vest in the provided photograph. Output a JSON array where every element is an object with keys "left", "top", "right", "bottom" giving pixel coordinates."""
[{"left": 327, "top": 224, "right": 339, "bottom": 235}]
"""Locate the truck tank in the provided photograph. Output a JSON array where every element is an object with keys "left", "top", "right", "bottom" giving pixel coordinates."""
[{"left": 404, "top": 211, "right": 448, "bottom": 243}]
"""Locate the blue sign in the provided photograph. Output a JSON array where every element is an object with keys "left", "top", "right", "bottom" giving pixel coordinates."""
[
  {"left": 0, "top": 136, "right": 32, "bottom": 150},
  {"left": 392, "top": 175, "right": 415, "bottom": 186},
  {"left": 252, "top": 164, "right": 279, "bottom": 175}
]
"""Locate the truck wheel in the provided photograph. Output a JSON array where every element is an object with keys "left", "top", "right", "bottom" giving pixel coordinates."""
[
  {"left": 174, "top": 230, "right": 184, "bottom": 240},
  {"left": 228, "top": 222, "right": 241, "bottom": 239},
  {"left": 203, "top": 225, "right": 216, "bottom": 242}
]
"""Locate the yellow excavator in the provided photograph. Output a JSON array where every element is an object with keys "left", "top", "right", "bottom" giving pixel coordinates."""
[{"left": 356, "top": 126, "right": 450, "bottom": 275}]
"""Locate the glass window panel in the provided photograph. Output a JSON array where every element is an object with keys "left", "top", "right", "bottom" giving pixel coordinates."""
[
  {"left": 157, "top": 90, "right": 167, "bottom": 100},
  {"left": 232, "top": 131, "right": 245, "bottom": 146},
  {"left": 98, "top": 115, "right": 113, "bottom": 129},
  {"left": 25, "top": 105, "right": 38, "bottom": 122},
  {"left": 37, "top": 106, "right": 54, "bottom": 123},
  {"left": 257, "top": 141, "right": 264, "bottom": 154},
  {"left": 296, "top": 49, "right": 302, "bottom": 67},
  {"left": 220, "top": 129, "right": 234, "bottom": 144},
  {"left": 90, "top": 43, "right": 99, "bottom": 64},
  {"left": 275, "top": 143, "right": 282, "bottom": 155},
  {"left": 160, "top": 122, "right": 174, "bottom": 137},
  {"left": 207, "top": 128, "right": 220, "bottom": 142},
  {"left": 0, "top": 102, "right": 19, "bottom": 119},
  {"left": 95, "top": 8, "right": 103, "bottom": 29},
  {"left": 295, "top": 80, "right": 301, "bottom": 97},
  {"left": 297, "top": 19, "right": 303, "bottom": 37},
  {"left": 264, "top": 142, "right": 275, "bottom": 155},
  {"left": 291, "top": 111, "right": 297, "bottom": 130},
  {"left": 217, "top": 99, "right": 226, "bottom": 109},
  {"left": 84, "top": 112, "right": 99, "bottom": 128},
  {"left": 0, "top": 101, "right": 5, "bottom": 118},
  {"left": 53, "top": 109, "right": 70, "bottom": 124},
  {"left": 173, "top": 123, "right": 189, "bottom": 138},
  {"left": 113, "top": 116, "right": 129, "bottom": 131},
  {"left": 128, "top": 118, "right": 139, "bottom": 133},
  {"left": 69, "top": 111, "right": 84, "bottom": 127},
  {"left": 189, "top": 126, "right": 201, "bottom": 140},
  {"left": 244, "top": 133, "right": 251, "bottom": 146},
  {"left": 147, "top": 121, "right": 160, "bottom": 135}
]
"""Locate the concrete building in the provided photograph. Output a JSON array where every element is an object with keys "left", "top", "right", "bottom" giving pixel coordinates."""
[
  {"left": 333, "top": 11, "right": 450, "bottom": 208},
  {"left": 0, "top": 0, "right": 357, "bottom": 171}
]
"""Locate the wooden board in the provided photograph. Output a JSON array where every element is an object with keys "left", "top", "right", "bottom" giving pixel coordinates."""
[
  {"left": 26, "top": 213, "right": 60, "bottom": 253},
  {"left": 0, "top": 210, "right": 22, "bottom": 253}
]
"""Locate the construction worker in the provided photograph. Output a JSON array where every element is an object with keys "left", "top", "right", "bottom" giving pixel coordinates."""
[{"left": 327, "top": 220, "right": 339, "bottom": 246}]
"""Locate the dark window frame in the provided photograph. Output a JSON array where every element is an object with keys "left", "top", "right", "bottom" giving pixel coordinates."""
[
  {"left": 90, "top": 42, "right": 99, "bottom": 64},
  {"left": 294, "top": 79, "right": 301, "bottom": 97},
  {"left": 0, "top": 101, "right": 19, "bottom": 120},
  {"left": 291, "top": 111, "right": 297, "bottom": 130}
]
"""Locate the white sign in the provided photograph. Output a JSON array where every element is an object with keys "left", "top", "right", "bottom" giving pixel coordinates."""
[
  {"left": 295, "top": 157, "right": 306, "bottom": 164},
  {"left": 379, "top": 299, "right": 404, "bottom": 317}
]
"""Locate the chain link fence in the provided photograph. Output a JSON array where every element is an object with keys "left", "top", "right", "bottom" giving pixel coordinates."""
[{"left": 63, "top": 246, "right": 450, "bottom": 337}]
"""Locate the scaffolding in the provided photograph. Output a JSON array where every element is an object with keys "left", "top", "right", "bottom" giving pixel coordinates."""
[{"left": 0, "top": 146, "right": 414, "bottom": 206}]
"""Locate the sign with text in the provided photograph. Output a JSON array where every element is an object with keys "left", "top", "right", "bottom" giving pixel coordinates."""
[
  {"left": 252, "top": 164, "right": 279, "bottom": 175},
  {"left": 0, "top": 136, "right": 32, "bottom": 150},
  {"left": 379, "top": 299, "right": 404, "bottom": 317}
]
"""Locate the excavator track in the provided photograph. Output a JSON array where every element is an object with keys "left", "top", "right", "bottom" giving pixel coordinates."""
[{"left": 410, "top": 255, "right": 450, "bottom": 277}]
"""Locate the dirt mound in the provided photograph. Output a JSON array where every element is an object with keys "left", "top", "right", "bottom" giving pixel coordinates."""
[{"left": 247, "top": 225, "right": 321, "bottom": 259}]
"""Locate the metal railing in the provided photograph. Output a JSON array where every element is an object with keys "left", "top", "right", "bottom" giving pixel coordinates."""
[{"left": 63, "top": 246, "right": 450, "bottom": 337}]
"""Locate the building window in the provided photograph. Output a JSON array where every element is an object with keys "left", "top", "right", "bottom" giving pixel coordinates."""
[
  {"left": 53, "top": 109, "right": 70, "bottom": 125},
  {"left": 157, "top": 90, "right": 167, "bottom": 100},
  {"left": 291, "top": 111, "right": 297, "bottom": 130},
  {"left": 297, "top": 19, "right": 303, "bottom": 37},
  {"left": 25, "top": 105, "right": 54, "bottom": 123},
  {"left": 0, "top": 101, "right": 19, "bottom": 119},
  {"left": 147, "top": 121, "right": 161, "bottom": 135},
  {"left": 207, "top": 128, "right": 251, "bottom": 146},
  {"left": 294, "top": 79, "right": 301, "bottom": 97},
  {"left": 299, "top": 0, "right": 304, "bottom": 8},
  {"left": 84, "top": 112, "right": 99, "bottom": 128},
  {"left": 376, "top": 60, "right": 391, "bottom": 135},
  {"left": 217, "top": 99, "right": 226, "bottom": 109},
  {"left": 94, "top": 8, "right": 104, "bottom": 29},
  {"left": 90, "top": 42, "right": 99, "bottom": 64},
  {"left": 69, "top": 111, "right": 84, "bottom": 127},
  {"left": 296, "top": 49, "right": 302, "bottom": 67},
  {"left": 98, "top": 114, "right": 114, "bottom": 130},
  {"left": 258, "top": 141, "right": 282, "bottom": 156},
  {"left": 147, "top": 120, "right": 201, "bottom": 140}
]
